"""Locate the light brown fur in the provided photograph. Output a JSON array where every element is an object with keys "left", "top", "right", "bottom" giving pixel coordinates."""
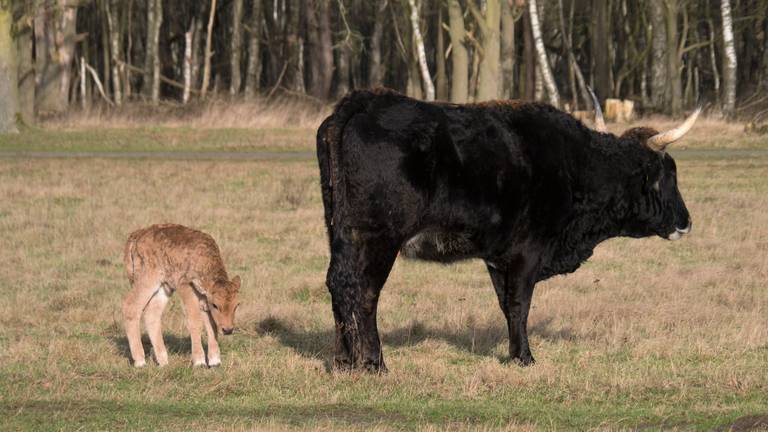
[{"left": 122, "top": 224, "right": 241, "bottom": 367}]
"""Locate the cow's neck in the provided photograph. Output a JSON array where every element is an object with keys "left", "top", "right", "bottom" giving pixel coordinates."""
[{"left": 538, "top": 138, "right": 647, "bottom": 281}]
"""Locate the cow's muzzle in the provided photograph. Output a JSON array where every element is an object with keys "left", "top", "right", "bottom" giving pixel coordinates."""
[{"left": 667, "top": 220, "right": 692, "bottom": 241}]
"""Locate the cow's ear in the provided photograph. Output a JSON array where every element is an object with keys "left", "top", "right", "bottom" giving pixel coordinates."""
[
  {"left": 642, "top": 162, "right": 662, "bottom": 193},
  {"left": 190, "top": 278, "right": 208, "bottom": 296},
  {"left": 231, "top": 275, "right": 241, "bottom": 291}
]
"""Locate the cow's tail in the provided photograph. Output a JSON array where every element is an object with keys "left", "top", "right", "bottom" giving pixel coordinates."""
[{"left": 316, "top": 90, "right": 372, "bottom": 242}]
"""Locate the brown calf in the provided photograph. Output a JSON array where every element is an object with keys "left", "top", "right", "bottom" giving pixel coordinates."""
[{"left": 122, "top": 224, "right": 241, "bottom": 367}]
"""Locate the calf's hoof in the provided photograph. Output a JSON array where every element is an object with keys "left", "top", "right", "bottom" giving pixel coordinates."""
[
  {"left": 192, "top": 359, "right": 207, "bottom": 368},
  {"left": 133, "top": 359, "right": 147, "bottom": 368},
  {"left": 208, "top": 357, "right": 221, "bottom": 367},
  {"left": 152, "top": 351, "right": 168, "bottom": 367}
]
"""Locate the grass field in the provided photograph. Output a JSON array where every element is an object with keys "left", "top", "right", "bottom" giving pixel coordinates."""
[{"left": 1, "top": 124, "right": 767, "bottom": 431}]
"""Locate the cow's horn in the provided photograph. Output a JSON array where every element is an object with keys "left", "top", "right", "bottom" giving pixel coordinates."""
[
  {"left": 587, "top": 86, "right": 607, "bottom": 133},
  {"left": 647, "top": 107, "right": 702, "bottom": 152}
]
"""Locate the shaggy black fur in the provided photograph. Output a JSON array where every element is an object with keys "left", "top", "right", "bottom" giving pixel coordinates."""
[{"left": 316, "top": 88, "right": 691, "bottom": 371}]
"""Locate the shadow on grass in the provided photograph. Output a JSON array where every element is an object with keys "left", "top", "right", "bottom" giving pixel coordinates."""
[
  {"left": 0, "top": 399, "right": 416, "bottom": 430},
  {"left": 109, "top": 333, "right": 195, "bottom": 365},
  {"left": 255, "top": 315, "right": 576, "bottom": 364}
]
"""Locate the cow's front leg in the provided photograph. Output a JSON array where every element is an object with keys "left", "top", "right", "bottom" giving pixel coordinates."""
[
  {"left": 326, "top": 228, "right": 398, "bottom": 372},
  {"left": 487, "top": 261, "right": 537, "bottom": 366}
]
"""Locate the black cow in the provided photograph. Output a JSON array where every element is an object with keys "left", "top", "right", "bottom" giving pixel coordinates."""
[{"left": 316, "top": 88, "right": 698, "bottom": 372}]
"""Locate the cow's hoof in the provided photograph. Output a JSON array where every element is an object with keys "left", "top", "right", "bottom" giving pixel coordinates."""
[
  {"left": 133, "top": 359, "right": 147, "bottom": 368},
  {"left": 332, "top": 356, "right": 354, "bottom": 372},
  {"left": 509, "top": 354, "right": 536, "bottom": 367},
  {"left": 502, "top": 354, "right": 536, "bottom": 367},
  {"left": 362, "top": 360, "right": 387, "bottom": 374}
]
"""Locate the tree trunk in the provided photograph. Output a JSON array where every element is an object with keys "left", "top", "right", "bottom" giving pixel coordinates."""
[
  {"left": 650, "top": 0, "right": 668, "bottom": 109},
  {"left": 407, "top": 0, "right": 434, "bottom": 101},
  {"left": 245, "top": 0, "right": 261, "bottom": 97},
  {"left": 500, "top": 0, "right": 517, "bottom": 99},
  {"left": 336, "top": 41, "right": 351, "bottom": 98},
  {"left": 447, "top": 0, "right": 468, "bottom": 103},
  {"left": 34, "top": 1, "right": 78, "bottom": 114},
  {"left": 368, "top": 0, "right": 387, "bottom": 88},
  {"left": 665, "top": 0, "right": 682, "bottom": 116},
  {"left": 201, "top": 0, "right": 217, "bottom": 99},
  {"left": 0, "top": 4, "right": 18, "bottom": 133},
  {"left": 230, "top": 0, "right": 244, "bottom": 95},
  {"left": 522, "top": 8, "right": 536, "bottom": 101},
  {"left": 144, "top": 0, "right": 163, "bottom": 104},
  {"left": 435, "top": 4, "right": 448, "bottom": 100},
  {"left": 474, "top": 0, "right": 501, "bottom": 101},
  {"left": 308, "top": 0, "right": 333, "bottom": 99},
  {"left": 591, "top": 0, "right": 610, "bottom": 103},
  {"left": 106, "top": 0, "right": 123, "bottom": 106},
  {"left": 284, "top": 0, "right": 303, "bottom": 92},
  {"left": 720, "top": 0, "right": 737, "bottom": 116},
  {"left": 529, "top": 0, "right": 559, "bottom": 107},
  {"left": 183, "top": 19, "right": 196, "bottom": 104},
  {"left": 16, "top": 8, "right": 34, "bottom": 126},
  {"left": 558, "top": 0, "right": 578, "bottom": 109}
]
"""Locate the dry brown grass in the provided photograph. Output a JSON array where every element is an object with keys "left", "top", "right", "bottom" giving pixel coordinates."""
[
  {"left": 38, "top": 97, "right": 767, "bottom": 152},
  {"left": 0, "top": 150, "right": 766, "bottom": 430},
  {"left": 42, "top": 97, "right": 332, "bottom": 130}
]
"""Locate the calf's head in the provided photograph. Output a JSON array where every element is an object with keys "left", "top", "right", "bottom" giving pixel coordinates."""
[
  {"left": 192, "top": 276, "right": 241, "bottom": 335},
  {"left": 616, "top": 109, "right": 700, "bottom": 241}
]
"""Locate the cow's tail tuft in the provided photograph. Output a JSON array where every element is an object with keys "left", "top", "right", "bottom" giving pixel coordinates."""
[{"left": 316, "top": 90, "right": 373, "bottom": 242}]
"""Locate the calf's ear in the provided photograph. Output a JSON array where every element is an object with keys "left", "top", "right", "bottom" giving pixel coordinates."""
[
  {"left": 231, "top": 275, "right": 241, "bottom": 291},
  {"left": 190, "top": 278, "right": 208, "bottom": 296}
]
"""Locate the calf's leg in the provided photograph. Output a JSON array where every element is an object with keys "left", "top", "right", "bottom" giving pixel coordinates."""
[
  {"left": 202, "top": 312, "right": 221, "bottom": 367},
  {"left": 179, "top": 286, "right": 207, "bottom": 367},
  {"left": 487, "top": 262, "right": 537, "bottom": 366},
  {"left": 122, "top": 275, "right": 162, "bottom": 367},
  {"left": 143, "top": 287, "right": 171, "bottom": 366}
]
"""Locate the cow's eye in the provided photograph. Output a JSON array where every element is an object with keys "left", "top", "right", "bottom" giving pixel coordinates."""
[{"left": 211, "top": 304, "right": 219, "bottom": 311}]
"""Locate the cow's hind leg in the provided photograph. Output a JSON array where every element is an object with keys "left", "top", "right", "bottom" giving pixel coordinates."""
[
  {"left": 487, "top": 262, "right": 537, "bottom": 366},
  {"left": 327, "top": 228, "right": 399, "bottom": 372}
]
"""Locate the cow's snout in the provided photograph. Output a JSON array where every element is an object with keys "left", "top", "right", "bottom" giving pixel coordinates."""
[
  {"left": 668, "top": 218, "right": 692, "bottom": 241},
  {"left": 222, "top": 327, "right": 234, "bottom": 335}
]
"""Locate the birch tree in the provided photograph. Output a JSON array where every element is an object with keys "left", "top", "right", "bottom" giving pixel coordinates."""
[
  {"left": 230, "top": 0, "right": 244, "bottom": 95},
  {"left": 201, "top": 0, "right": 217, "bottom": 99},
  {"left": 182, "top": 18, "right": 196, "bottom": 104},
  {"left": 720, "top": 0, "right": 737, "bottom": 116},
  {"left": 406, "top": 0, "right": 434, "bottom": 101},
  {"left": 528, "top": 0, "right": 560, "bottom": 107},
  {"left": 106, "top": 0, "right": 122, "bottom": 106},
  {"left": 144, "top": 0, "right": 163, "bottom": 104}
]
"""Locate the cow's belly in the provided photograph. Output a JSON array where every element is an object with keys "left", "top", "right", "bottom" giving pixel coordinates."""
[{"left": 400, "top": 229, "right": 479, "bottom": 263}]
